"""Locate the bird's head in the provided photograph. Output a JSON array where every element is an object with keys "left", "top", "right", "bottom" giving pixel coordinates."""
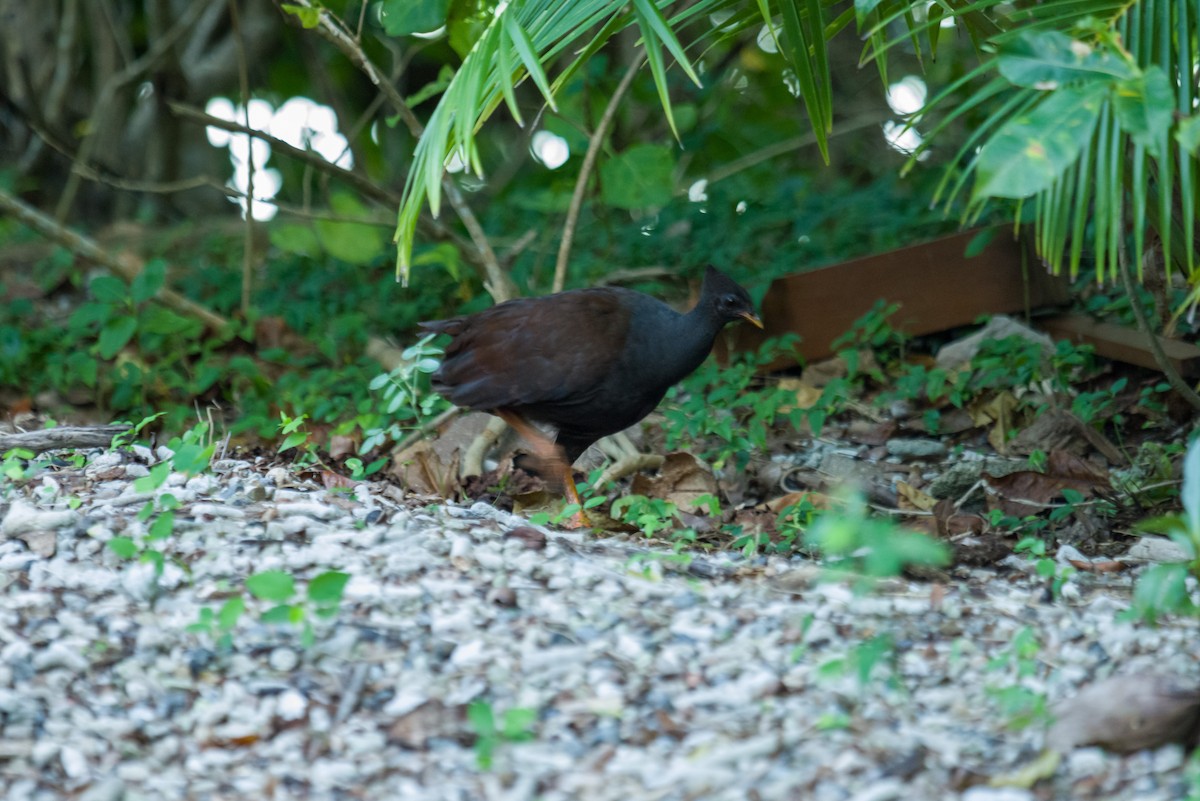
[{"left": 702, "top": 265, "right": 763, "bottom": 329}]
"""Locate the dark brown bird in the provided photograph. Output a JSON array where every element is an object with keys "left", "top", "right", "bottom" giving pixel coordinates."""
[{"left": 419, "top": 266, "right": 762, "bottom": 525}]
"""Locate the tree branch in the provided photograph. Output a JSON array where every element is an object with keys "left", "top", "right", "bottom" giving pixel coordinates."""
[
  {"left": 554, "top": 56, "right": 643, "bottom": 294},
  {"left": 0, "top": 188, "right": 228, "bottom": 331}
]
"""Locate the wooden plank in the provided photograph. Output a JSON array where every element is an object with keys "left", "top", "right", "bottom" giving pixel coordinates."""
[
  {"left": 1039, "top": 313, "right": 1200, "bottom": 378},
  {"left": 732, "top": 228, "right": 1071, "bottom": 366}
]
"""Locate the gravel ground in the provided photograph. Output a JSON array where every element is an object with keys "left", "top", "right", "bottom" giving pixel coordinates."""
[{"left": 1, "top": 448, "right": 1198, "bottom": 800}]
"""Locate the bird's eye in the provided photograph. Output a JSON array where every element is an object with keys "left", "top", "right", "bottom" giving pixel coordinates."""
[{"left": 721, "top": 294, "right": 738, "bottom": 309}]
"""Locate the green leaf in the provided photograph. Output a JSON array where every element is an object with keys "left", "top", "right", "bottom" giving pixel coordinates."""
[
  {"left": 247, "top": 570, "right": 296, "bottom": 602},
  {"left": 130, "top": 260, "right": 166, "bottom": 304},
  {"left": 98, "top": 316, "right": 137, "bottom": 359},
  {"left": 107, "top": 536, "right": 138, "bottom": 558},
  {"left": 218, "top": 596, "right": 245, "bottom": 630},
  {"left": 307, "top": 571, "right": 351, "bottom": 604},
  {"left": 1177, "top": 114, "right": 1200, "bottom": 155},
  {"left": 314, "top": 193, "right": 387, "bottom": 266},
  {"left": 280, "top": 3, "right": 320, "bottom": 28},
  {"left": 503, "top": 15, "right": 558, "bottom": 112},
  {"left": 599, "top": 144, "right": 675, "bottom": 210},
  {"left": 467, "top": 701, "right": 496, "bottom": 736},
  {"left": 973, "top": 82, "right": 1107, "bottom": 200},
  {"left": 379, "top": 0, "right": 449, "bottom": 37},
  {"left": 1114, "top": 66, "right": 1173, "bottom": 156},
  {"left": 269, "top": 224, "right": 322, "bottom": 257},
  {"left": 996, "top": 30, "right": 1133, "bottom": 88},
  {"left": 90, "top": 275, "right": 128, "bottom": 304},
  {"left": 1183, "top": 436, "right": 1200, "bottom": 537},
  {"left": 501, "top": 707, "right": 537, "bottom": 739},
  {"left": 854, "top": 0, "right": 885, "bottom": 23},
  {"left": 147, "top": 510, "right": 175, "bottom": 542},
  {"left": 1132, "top": 563, "right": 1193, "bottom": 623},
  {"left": 134, "top": 461, "right": 171, "bottom": 493},
  {"left": 170, "top": 441, "right": 214, "bottom": 476},
  {"left": 260, "top": 604, "right": 297, "bottom": 624}
]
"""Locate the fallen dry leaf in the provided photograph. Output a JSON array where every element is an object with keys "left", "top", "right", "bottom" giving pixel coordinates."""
[
  {"left": 984, "top": 449, "right": 1110, "bottom": 517},
  {"left": 1047, "top": 673, "right": 1200, "bottom": 754},
  {"left": 896, "top": 481, "right": 938, "bottom": 512},
  {"left": 776, "top": 377, "right": 824, "bottom": 411},
  {"left": 629, "top": 453, "right": 719, "bottom": 514}
]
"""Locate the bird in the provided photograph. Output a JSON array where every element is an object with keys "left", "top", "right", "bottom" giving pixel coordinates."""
[{"left": 418, "top": 265, "right": 762, "bottom": 526}]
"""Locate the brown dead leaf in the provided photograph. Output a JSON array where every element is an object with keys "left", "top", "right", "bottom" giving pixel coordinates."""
[
  {"left": 390, "top": 440, "right": 457, "bottom": 497},
  {"left": 629, "top": 453, "right": 718, "bottom": 514},
  {"left": 320, "top": 470, "right": 357, "bottom": 491},
  {"left": 984, "top": 448, "right": 1109, "bottom": 517},
  {"left": 1067, "top": 558, "right": 1126, "bottom": 573},
  {"left": 896, "top": 481, "right": 938, "bottom": 512},
  {"left": 800, "top": 356, "right": 848, "bottom": 387},
  {"left": 505, "top": 526, "right": 547, "bottom": 550},
  {"left": 1047, "top": 673, "right": 1200, "bottom": 754},
  {"left": 932, "top": 499, "right": 985, "bottom": 539},
  {"left": 328, "top": 434, "right": 357, "bottom": 461},
  {"left": 388, "top": 700, "right": 469, "bottom": 749},
  {"left": 764, "top": 490, "right": 830, "bottom": 515},
  {"left": 845, "top": 418, "right": 898, "bottom": 446},
  {"left": 776, "top": 377, "right": 824, "bottom": 411}
]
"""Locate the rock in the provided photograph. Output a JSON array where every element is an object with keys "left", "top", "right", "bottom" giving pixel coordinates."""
[
  {"left": 936, "top": 315, "right": 1054, "bottom": 371},
  {"left": 1124, "top": 537, "right": 1191, "bottom": 564},
  {"left": 1, "top": 501, "right": 78, "bottom": 536}
]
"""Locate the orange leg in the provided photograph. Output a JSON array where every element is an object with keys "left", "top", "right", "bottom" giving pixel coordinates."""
[{"left": 496, "top": 410, "right": 590, "bottom": 529}]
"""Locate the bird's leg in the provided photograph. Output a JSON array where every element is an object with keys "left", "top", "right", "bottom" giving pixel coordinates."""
[{"left": 495, "top": 410, "right": 589, "bottom": 528}]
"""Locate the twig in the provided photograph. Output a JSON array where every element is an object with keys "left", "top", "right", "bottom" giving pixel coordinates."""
[
  {"left": 391, "top": 407, "right": 461, "bottom": 456},
  {"left": 596, "top": 453, "right": 665, "bottom": 488},
  {"left": 0, "top": 188, "right": 228, "bottom": 331},
  {"left": 700, "top": 113, "right": 889, "bottom": 188},
  {"left": 1120, "top": 235, "right": 1200, "bottom": 412},
  {"left": 168, "top": 100, "right": 402, "bottom": 206},
  {"left": 166, "top": 101, "right": 475, "bottom": 256},
  {"left": 229, "top": 0, "right": 255, "bottom": 317},
  {"left": 553, "top": 57, "right": 643, "bottom": 293},
  {"left": 462, "top": 417, "right": 508, "bottom": 478}
]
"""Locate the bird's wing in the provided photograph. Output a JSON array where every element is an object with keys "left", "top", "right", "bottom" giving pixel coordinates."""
[{"left": 422, "top": 288, "right": 633, "bottom": 411}]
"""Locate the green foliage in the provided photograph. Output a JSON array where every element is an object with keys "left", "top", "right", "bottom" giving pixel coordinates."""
[
  {"left": 662, "top": 336, "right": 807, "bottom": 471},
  {"left": 804, "top": 492, "right": 950, "bottom": 583},
  {"left": 984, "top": 626, "right": 1050, "bottom": 730},
  {"left": 467, "top": 701, "right": 537, "bottom": 770},
  {"left": 106, "top": 421, "right": 213, "bottom": 575},
  {"left": 1130, "top": 435, "right": 1200, "bottom": 623},
  {"left": 816, "top": 634, "right": 896, "bottom": 690},
  {"left": 362, "top": 333, "right": 451, "bottom": 454},
  {"left": 191, "top": 569, "right": 351, "bottom": 651}
]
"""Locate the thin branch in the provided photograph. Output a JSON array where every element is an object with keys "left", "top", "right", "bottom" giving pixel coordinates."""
[
  {"left": 278, "top": 0, "right": 514, "bottom": 301},
  {"left": 1120, "top": 239, "right": 1200, "bottom": 413},
  {"left": 229, "top": 0, "right": 255, "bottom": 317},
  {"left": 168, "top": 100, "right": 400, "bottom": 205},
  {"left": 700, "top": 113, "right": 889, "bottom": 187},
  {"left": 0, "top": 188, "right": 228, "bottom": 331},
  {"left": 554, "top": 56, "right": 643, "bottom": 294}
]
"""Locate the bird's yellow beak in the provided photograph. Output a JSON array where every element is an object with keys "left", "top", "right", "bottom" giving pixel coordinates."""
[{"left": 740, "top": 311, "right": 764, "bottom": 329}]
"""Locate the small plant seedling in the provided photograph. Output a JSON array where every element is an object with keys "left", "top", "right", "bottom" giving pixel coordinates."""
[
  {"left": 467, "top": 701, "right": 537, "bottom": 770},
  {"left": 245, "top": 569, "right": 352, "bottom": 648},
  {"left": 804, "top": 492, "right": 950, "bottom": 586},
  {"left": 1130, "top": 435, "right": 1200, "bottom": 623}
]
